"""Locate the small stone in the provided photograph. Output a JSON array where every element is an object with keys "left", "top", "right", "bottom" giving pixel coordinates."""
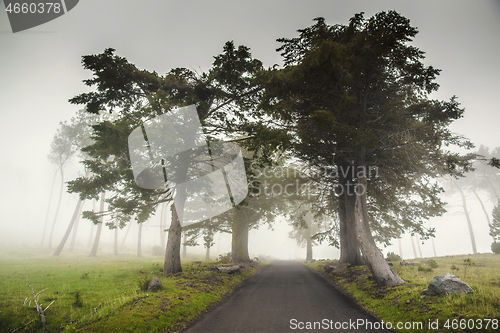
[{"left": 147, "top": 277, "right": 162, "bottom": 292}]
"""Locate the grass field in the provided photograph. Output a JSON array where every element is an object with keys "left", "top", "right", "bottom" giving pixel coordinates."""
[
  {"left": 309, "top": 253, "right": 500, "bottom": 333},
  {"left": 0, "top": 249, "right": 262, "bottom": 333}
]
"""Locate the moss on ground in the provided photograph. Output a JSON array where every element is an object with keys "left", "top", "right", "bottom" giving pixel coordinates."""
[{"left": 308, "top": 253, "right": 500, "bottom": 333}]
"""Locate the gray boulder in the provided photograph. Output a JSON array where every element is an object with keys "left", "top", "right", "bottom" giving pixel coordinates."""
[
  {"left": 147, "top": 277, "right": 162, "bottom": 292},
  {"left": 400, "top": 261, "right": 420, "bottom": 266},
  {"left": 422, "top": 273, "right": 474, "bottom": 296}
]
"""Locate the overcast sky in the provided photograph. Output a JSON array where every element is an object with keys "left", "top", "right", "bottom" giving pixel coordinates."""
[{"left": 1, "top": 0, "right": 499, "bottom": 259}]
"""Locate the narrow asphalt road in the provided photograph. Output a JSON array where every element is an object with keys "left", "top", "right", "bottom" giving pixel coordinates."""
[{"left": 184, "top": 260, "right": 391, "bottom": 333}]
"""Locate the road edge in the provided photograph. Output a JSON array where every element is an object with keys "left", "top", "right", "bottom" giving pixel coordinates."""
[
  {"left": 178, "top": 261, "right": 271, "bottom": 332},
  {"left": 304, "top": 263, "right": 398, "bottom": 333}
]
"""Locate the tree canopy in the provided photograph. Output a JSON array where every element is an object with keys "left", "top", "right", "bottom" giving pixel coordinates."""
[
  {"left": 253, "top": 11, "right": 475, "bottom": 285},
  {"left": 65, "top": 11, "right": 485, "bottom": 285}
]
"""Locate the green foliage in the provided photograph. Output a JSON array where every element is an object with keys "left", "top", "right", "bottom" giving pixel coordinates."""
[
  {"left": 491, "top": 201, "right": 500, "bottom": 242},
  {"left": 80, "top": 272, "right": 90, "bottom": 280},
  {"left": 0, "top": 251, "right": 263, "bottom": 333},
  {"left": 217, "top": 252, "right": 232, "bottom": 264},
  {"left": 73, "top": 291, "right": 83, "bottom": 308},
  {"left": 386, "top": 252, "right": 402, "bottom": 262},
  {"left": 137, "top": 275, "right": 151, "bottom": 292},
  {"left": 67, "top": 41, "right": 272, "bottom": 253},
  {"left": 418, "top": 264, "right": 433, "bottom": 273},
  {"left": 489, "top": 157, "right": 500, "bottom": 168},
  {"left": 491, "top": 242, "right": 500, "bottom": 254},
  {"left": 310, "top": 254, "right": 500, "bottom": 333},
  {"left": 427, "top": 259, "right": 439, "bottom": 268},
  {"left": 257, "top": 11, "right": 474, "bottom": 246},
  {"left": 463, "top": 258, "right": 474, "bottom": 265}
]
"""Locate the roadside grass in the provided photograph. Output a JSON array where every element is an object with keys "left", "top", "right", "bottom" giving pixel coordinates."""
[
  {"left": 0, "top": 249, "right": 263, "bottom": 333},
  {"left": 308, "top": 253, "right": 500, "bottom": 333}
]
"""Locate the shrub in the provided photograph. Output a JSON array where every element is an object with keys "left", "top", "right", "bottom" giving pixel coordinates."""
[
  {"left": 418, "top": 264, "right": 433, "bottom": 273},
  {"left": 217, "top": 252, "right": 232, "bottom": 264},
  {"left": 386, "top": 252, "right": 402, "bottom": 262},
  {"left": 427, "top": 259, "right": 439, "bottom": 268},
  {"left": 73, "top": 291, "right": 83, "bottom": 307},
  {"left": 491, "top": 242, "right": 500, "bottom": 254}
]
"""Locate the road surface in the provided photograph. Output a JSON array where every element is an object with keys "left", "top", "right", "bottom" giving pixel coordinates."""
[{"left": 184, "top": 260, "right": 391, "bottom": 332}]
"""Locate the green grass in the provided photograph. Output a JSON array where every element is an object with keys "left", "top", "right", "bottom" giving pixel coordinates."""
[
  {"left": 0, "top": 249, "right": 263, "bottom": 333},
  {"left": 309, "top": 254, "right": 500, "bottom": 333}
]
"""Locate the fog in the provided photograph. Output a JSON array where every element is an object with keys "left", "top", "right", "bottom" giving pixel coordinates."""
[{"left": 1, "top": 0, "right": 499, "bottom": 260}]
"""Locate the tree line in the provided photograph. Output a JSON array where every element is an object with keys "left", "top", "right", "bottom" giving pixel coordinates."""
[{"left": 42, "top": 11, "right": 500, "bottom": 287}]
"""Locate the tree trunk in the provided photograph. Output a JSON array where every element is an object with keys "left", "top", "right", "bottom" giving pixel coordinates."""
[
  {"left": 137, "top": 223, "right": 142, "bottom": 257},
  {"left": 305, "top": 226, "right": 313, "bottom": 262},
  {"left": 114, "top": 222, "right": 119, "bottom": 256},
  {"left": 428, "top": 220, "right": 437, "bottom": 257},
  {"left": 472, "top": 188, "right": 493, "bottom": 233},
  {"left": 416, "top": 235, "right": 423, "bottom": 258},
  {"left": 485, "top": 176, "right": 500, "bottom": 201},
  {"left": 164, "top": 147, "right": 190, "bottom": 274},
  {"left": 204, "top": 225, "right": 215, "bottom": 261},
  {"left": 354, "top": 151, "right": 405, "bottom": 287},
  {"left": 398, "top": 238, "right": 404, "bottom": 260},
  {"left": 338, "top": 181, "right": 363, "bottom": 265},
  {"left": 164, "top": 205, "right": 183, "bottom": 275},
  {"left": 40, "top": 169, "right": 58, "bottom": 247},
  {"left": 87, "top": 200, "right": 96, "bottom": 248},
  {"left": 52, "top": 199, "right": 84, "bottom": 256},
  {"left": 231, "top": 207, "right": 250, "bottom": 263},
  {"left": 89, "top": 192, "right": 105, "bottom": 257},
  {"left": 410, "top": 236, "right": 418, "bottom": 258},
  {"left": 120, "top": 220, "right": 132, "bottom": 248},
  {"left": 48, "top": 168, "right": 64, "bottom": 248},
  {"left": 69, "top": 200, "right": 84, "bottom": 251},
  {"left": 182, "top": 231, "right": 187, "bottom": 259},
  {"left": 205, "top": 246, "right": 210, "bottom": 261},
  {"left": 160, "top": 202, "right": 166, "bottom": 250},
  {"left": 454, "top": 181, "right": 477, "bottom": 254}
]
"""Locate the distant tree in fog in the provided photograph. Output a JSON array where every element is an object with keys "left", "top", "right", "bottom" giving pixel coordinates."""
[
  {"left": 45, "top": 119, "right": 77, "bottom": 248},
  {"left": 491, "top": 201, "right": 500, "bottom": 243}
]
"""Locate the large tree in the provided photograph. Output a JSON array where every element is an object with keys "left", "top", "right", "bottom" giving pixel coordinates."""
[
  {"left": 256, "top": 12, "right": 474, "bottom": 286},
  {"left": 67, "top": 42, "right": 265, "bottom": 274}
]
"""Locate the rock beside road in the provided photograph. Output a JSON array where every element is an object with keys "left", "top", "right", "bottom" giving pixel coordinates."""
[
  {"left": 215, "top": 265, "right": 241, "bottom": 274},
  {"left": 422, "top": 273, "right": 474, "bottom": 296}
]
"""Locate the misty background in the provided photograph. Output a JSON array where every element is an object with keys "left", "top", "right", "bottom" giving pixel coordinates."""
[{"left": 1, "top": 0, "right": 499, "bottom": 260}]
